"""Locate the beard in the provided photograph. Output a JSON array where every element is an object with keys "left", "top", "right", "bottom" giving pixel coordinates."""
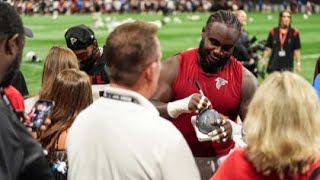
[
  {"left": 198, "top": 39, "right": 231, "bottom": 74},
  {"left": 80, "top": 46, "right": 100, "bottom": 73},
  {"left": 0, "top": 51, "right": 22, "bottom": 87},
  {"left": 80, "top": 57, "right": 96, "bottom": 72}
]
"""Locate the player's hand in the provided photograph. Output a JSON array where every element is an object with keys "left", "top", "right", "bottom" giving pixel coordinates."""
[
  {"left": 188, "top": 93, "right": 212, "bottom": 114},
  {"left": 167, "top": 93, "right": 211, "bottom": 118},
  {"left": 208, "top": 116, "right": 232, "bottom": 143}
]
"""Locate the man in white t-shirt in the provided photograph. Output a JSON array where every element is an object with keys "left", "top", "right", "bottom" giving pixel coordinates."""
[{"left": 67, "top": 21, "right": 200, "bottom": 180}]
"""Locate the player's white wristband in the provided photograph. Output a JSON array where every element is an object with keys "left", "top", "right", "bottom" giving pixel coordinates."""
[
  {"left": 167, "top": 95, "right": 192, "bottom": 118},
  {"left": 227, "top": 119, "right": 242, "bottom": 137},
  {"left": 233, "top": 135, "right": 247, "bottom": 148},
  {"left": 227, "top": 119, "right": 247, "bottom": 147}
]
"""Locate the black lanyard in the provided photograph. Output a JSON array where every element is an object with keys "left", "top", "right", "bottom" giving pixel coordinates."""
[{"left": 104, "top": 92, "right": 140, "bottom": 105}]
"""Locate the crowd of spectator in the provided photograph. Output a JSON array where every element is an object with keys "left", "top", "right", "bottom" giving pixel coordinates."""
[
  {"left": 5, "top": 0, "right": 319, "bottom": 15},
  {"left": 2, "top": 0, "right": 320, "bottom": 179}
]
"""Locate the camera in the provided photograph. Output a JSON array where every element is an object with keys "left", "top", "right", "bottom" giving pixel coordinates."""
[
  {"left": 246, "top": 37, "right": 267, "bottom": 78},
  {"left": 248, "top": 39, "right": 267, "bottom": 54}
]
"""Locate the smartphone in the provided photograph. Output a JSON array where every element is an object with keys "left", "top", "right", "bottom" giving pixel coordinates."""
[{"left": 28, "top": 100, "right": 55, "bottom": 131}]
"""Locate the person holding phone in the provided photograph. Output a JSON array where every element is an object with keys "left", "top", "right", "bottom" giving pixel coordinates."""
[
  {"left": 0, "top": 2, "right": 53, "bottom": 179},
  {"left": 38, "top": 69, "right": 92, "bottom": 179}
]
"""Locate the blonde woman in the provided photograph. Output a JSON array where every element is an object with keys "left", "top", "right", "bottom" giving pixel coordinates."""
[
  {"left": 25, "top": 46, "right": 79, "bottom": 112},
  {"left": 212, "top": 71, "right": 320, "bottom": 180},
  {"left": 39, "top": 69, "right": 92, "bottom": 179}
]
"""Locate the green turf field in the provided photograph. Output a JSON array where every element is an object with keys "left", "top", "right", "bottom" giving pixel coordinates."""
[{"left": 21, "top": 12, "right": 320, "bottom": 96}]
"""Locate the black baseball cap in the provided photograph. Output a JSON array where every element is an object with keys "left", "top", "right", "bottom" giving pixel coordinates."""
[
  {"left": 65, "top": 24, "right": 95, "bottom": 50},
  {"left": 24, "top": 26, "right": 33, "bottom": 38}
]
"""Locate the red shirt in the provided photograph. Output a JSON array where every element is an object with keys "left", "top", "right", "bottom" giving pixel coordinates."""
[
  {"left": 172, "top": 48, "right": 242, "bottom": 157},
  {"left": 4, "top": 85, "right": 25, "bottom": 110},
  {"left": 212, "top": 148, "right": 320, "bottom": 180}
]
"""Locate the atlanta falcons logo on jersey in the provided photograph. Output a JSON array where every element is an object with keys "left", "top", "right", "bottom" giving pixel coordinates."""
[{"left": 215, "top": 77, "right": 228, "bottom": 90}]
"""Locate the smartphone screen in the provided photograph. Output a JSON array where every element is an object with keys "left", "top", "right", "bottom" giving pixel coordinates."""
[{"left": 28, "top": 100, "right": 54, "bottom": 131}]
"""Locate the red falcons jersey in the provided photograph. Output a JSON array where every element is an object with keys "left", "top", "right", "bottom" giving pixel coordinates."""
[{"left": 172, "top": 48, "right": 242, "bottom": 157}]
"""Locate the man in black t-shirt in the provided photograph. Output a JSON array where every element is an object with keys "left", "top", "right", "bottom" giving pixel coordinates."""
[
  {"left": 65, "top": 25, "right": 109, "bottom": 85},
  {"left": 0, "top": 2, "right": 53, "bottom": 180},
  {"left": 262, "top": 10, "right": 301, "bottom": 74}
]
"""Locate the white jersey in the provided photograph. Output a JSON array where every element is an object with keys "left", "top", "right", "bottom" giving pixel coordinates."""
[{"left": 67, "top": 86, "right": 200, "bottom": 180}]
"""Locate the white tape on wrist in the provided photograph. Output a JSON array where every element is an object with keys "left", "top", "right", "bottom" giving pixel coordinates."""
[
  {"left": 233, "top": 135, "right": 247, "bottom": 148},
  {"left": 227, "top": 119, "right": 247, "bottom": 147},
  {"left": 167, "top": 95, "right": 192, "bottom": 118},
  {"left": 227, "top": 119, "right": 242, "bottom": 137}
]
